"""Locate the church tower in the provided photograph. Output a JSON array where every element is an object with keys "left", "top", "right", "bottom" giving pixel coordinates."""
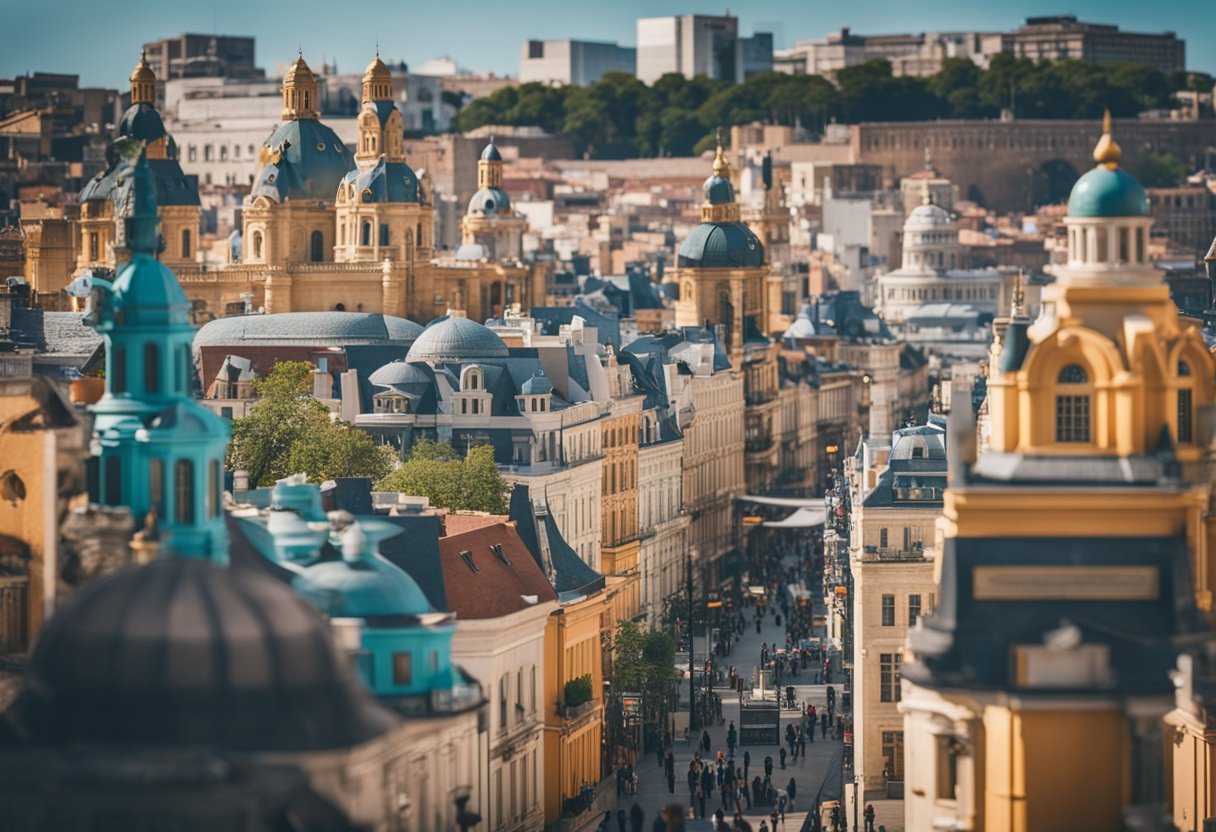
[
  {"left": 86, "top": 150, "right": 230, "bottom": 561},
  {"left": 333, "top": 54, "right": 430, "bottom": 287},
  {"left": 901, "top": 116, "right": 1216, "bottom": 832},
  {"left": 280, "top": 53, "right": 320, "bottom": 120},
  {"left": 461, "top": 138, "right": 526, "bottom": 262}
]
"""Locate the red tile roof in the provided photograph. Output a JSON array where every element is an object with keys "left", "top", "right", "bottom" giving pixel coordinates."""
[
  {"left": 442, "top": 513, "right": 507, "bottom": 536},
  {"left": 438, "top": 522, "right": 557, "bottom": 619}
]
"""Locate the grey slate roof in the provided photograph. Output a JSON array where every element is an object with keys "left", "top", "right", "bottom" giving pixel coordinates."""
[{"left": 194, "top": 312, "right": 422, "bottom": 349}]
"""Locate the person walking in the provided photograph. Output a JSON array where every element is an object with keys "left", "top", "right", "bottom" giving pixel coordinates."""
[
  {"left": 743, "top": 750, "right": 750, "bottom": 781},
  {"left": 779, "top": 746, "right": 787, "bottom": 769},
  {"left": 864, "top": 803, "right": 876, "bottom": 832},
  {"left": 727, "top": 721, "right": 737, "bottom": 755},
  {"left": 798, "top": 726, "right": 807, "bottom": 758},
  {"left": 787, "top": 777, "right": 797, "bottom": 809},
  {"left": 702, "top": 729, "right": 712, "bottom": 754}
]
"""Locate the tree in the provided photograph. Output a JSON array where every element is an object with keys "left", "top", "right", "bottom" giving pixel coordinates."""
[
  {"left": 609, "top": 621, "right": 677, "bottom": 727},
  {"left": 226, "top": 361, "right": 396, "bottom": 487},
  {"left": 376, "top": 439, "right": 508, "bottom": 513},
  {"left": 226, "top": 361, "right": 331, "bottom": 486},
  {"left": 1136, "top": 151, "right": 1188, "bottom": 187},
  {"left": 284, "top": 419, "right": 395, "bottom": 484}
]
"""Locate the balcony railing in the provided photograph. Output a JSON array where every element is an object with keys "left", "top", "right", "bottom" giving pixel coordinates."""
[
  {"left": 557, "top": 699, "right": 596, "bottom": 720},
  {"left": 861, "top": 544, "right": 927, "bottom": 562},
  {"left": 891, "top": 486, "right": 943, "bottom": 502}
]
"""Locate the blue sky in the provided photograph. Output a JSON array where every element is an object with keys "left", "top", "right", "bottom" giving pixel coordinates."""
[{"left": 4, "top": 0, "right": 1210, "bottom": 86}]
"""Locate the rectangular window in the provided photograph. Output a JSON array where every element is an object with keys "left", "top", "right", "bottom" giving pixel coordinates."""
[
  {"left": 392, "top": 652, "right": 412, "bottom": 686},
  {"left": 881, "top": 594, "right": 895, "bottom": 627},
  {"left": 936, "top": 735, "right": 959, "bottom": 801},
  {"left": 1178, "top": 389, "right": 1193, "bottom": 443},
  {"left": 149, "top": 458, "right": 164, "bottom": 514},
  {"left": 880, "top": 652, "right": 901, "bottom": 702},
  {"left": 882, "top": 730, "right": 905, "bottom": 780},
  {"left": 909, "top": 594, "right": 922, "bottom": 626},
  {"left": 1055, "top": 394, "right": 1091, "bottom": 442},
  {"left": 208, "top": 460, "right": 220, "bottom": 519},
  {"left": 174, "top": 460, "right": 194, "bottom": 524},
  {"left": 879, "top": 527, "right": 888, "bottom": 549}
]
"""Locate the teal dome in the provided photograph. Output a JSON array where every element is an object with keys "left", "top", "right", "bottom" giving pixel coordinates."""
[
  {"left": 112, "top": 255, "right": 190, "bottom": 313},
  {"left": 253, "top": 119, "right": 353, "bottom": 203},
  {"left": 293, "top": 522, "right": 433, "bottom": 618},
  {"left": 678, "top": 222, "right": 764, "bottom": 269},
  {"left": 467, "top": 186, "right": 511, "bottom": 217},
  {"left": 481, "top": 140, "right": 502, "bottom": 162},
  {"left": 1067, "top": 165, "right": 1149, "bottom": 218},
  {"left": 341, "top": 156, "right": 423, "bottom": 204},
  {"left": 118, "top": 103, "right": 167, "bottom": 145},
  {"left": 704, "top": 174, "right": 734, "bottom": 205}
]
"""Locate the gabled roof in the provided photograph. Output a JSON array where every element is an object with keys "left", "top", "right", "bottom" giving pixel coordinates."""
[{"left": 438, "top": 522, "right": 557, "bottom": 619}]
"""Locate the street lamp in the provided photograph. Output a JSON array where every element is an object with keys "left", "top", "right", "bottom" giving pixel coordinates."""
[{"left": 452, "top": 785, "right": 481, "bottom": 832}]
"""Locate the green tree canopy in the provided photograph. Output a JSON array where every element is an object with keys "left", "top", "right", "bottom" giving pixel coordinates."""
[
  {"left": 1136, "top": 150, "right": 1188, "bottom": 187},
  {"left": 375, "top": 439, "right": 508, "bottom": 513},
  {"left": 226, "top": 361, "right": 395, "bottom": 487},
  {"left": 609, "top": 622, "right": 677, "bottom": 721},
  {"left": 450, "top": 56, "right": 1181, "bottom": 159}
]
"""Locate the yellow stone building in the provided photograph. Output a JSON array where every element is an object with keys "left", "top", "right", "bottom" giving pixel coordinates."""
[
  {"left": 599, "top": 352, "right": 644, "bottom": 624},
  {"left": 902, "top": 118, "right": 1216, "bottom": 832}
]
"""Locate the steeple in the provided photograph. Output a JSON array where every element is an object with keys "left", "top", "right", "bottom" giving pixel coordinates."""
[
  {"left": 281, "top": 54, "right": 320, "bottom": 120},
  {"left": 478, "top": 137, "right": 504, "bottom": 189},
  {"left": 130, "top": 50, "right": 156, "bottom": 106},
  {"left": 1093, "top": 109, "right": 1121, "bottom": 168},
  {"left": 701, "top": 129, "right": 740, "bottom": 224},
  {"left": 362, "top": 52, "right": 393, "bottom": 103}
]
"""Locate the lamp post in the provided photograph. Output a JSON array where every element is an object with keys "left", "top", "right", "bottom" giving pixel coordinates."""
[{"left": 452, "top": 785, "right": 480, "bottom": 832}]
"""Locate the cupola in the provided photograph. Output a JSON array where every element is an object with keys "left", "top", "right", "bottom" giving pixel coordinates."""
[
  {"left": 129, "top": 51, "right": 156, "bottom": 106},
  {"left": 362, "top": 52, "right": 393, "bottom": 103},
  {"left": 281, "top": 53, "right": 320, "bottom": 120}
]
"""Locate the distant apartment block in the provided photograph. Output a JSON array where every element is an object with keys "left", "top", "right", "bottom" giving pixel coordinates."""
[
  {"left": 141, "top": 34, "right": 262, "bottom": 80},
  {"left": 636, "top": 14, "right": 772, "bottom": 85},
  {"left": 519, "top": 40, "right": 636, "bottom": 86},
  {"left": 775, "top": 28, "right": 993, "bottom": 78},
  {"left": 776, "top": 16, "right": 1185, "bottom": 78},
  {"left": 984, "top": 15, "right": 1185, "bottom": 74}
]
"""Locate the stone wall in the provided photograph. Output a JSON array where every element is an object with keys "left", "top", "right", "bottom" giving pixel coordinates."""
[{"left": 854, "top": 119, "right": 1216, "bottom": 213}]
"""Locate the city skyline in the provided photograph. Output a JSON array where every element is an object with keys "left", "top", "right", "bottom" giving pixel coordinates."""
[{"left": 5, "top": 0, "right": 1212, "bottom": 86}]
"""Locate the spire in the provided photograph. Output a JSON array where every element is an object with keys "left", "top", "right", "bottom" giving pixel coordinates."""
[
  {"left": 125, "top": 150, "right": 161, "bottom": 257},
  {"left": 1093, "top": 108, "right": 1121, "bottom": 168},
  {"left": 712, "top": 127, "right": 730, "bottom": 179},
  {"left": 1011, "top": 271, "right": 1026, "bottom": 318},
  {"left": 130, "top": 50, "right": 156, "bottom": 106}
]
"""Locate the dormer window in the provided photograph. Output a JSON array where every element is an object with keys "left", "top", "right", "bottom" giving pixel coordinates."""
[{"left": 461, "top": 367, "right": 483, "bottom": 391}]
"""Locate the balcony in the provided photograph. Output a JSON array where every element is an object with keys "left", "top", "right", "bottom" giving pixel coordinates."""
[
  {"left": 861, "top": 544, "right": 927, "bottom": 562},
  {"left": 556, "top": 699, "right": 596, "bottom": 720},
  {"left": 891, "top": 486, "right": 943, "bottom": 502}
]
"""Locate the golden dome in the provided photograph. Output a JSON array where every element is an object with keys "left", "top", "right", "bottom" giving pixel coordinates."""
[
  {"left": 283, "top": 54, "right": 316, "bottom": 87},
  {"left": 130, "top": 51, "right": 155, "bottom": 85},
  {"left": 364, "top": 54, "right": 392, "bottom": 83},
  {"left": 1092, "top": 109, "right": 1122, "bottom": 168}
]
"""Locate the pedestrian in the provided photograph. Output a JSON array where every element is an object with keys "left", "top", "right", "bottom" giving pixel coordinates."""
[
  {"left": 702, "top": 730, "right": 712, "bottom": 754},
  {"left": 688, "top": 762, "right": 698, "bottom": 796},
  {"left": 743, "top": 750, "right": 750, "bottom": 780},
  {"left": 698, "top": 787, "right": 707, "bottom": 819},
  {"left": 617, "top": 808, "right": 627, "bottom": 832},
  {"left": 778, "top": 793, "right": 786, "bottom": 823},
  {"left": 764, "top": 754, "right": 773, "bottom": 778},
  {"left": 798, "top": 727, "right": 807, "bottom": 757},
  {"left": 666, "top": 769, "right": 675, "bottom": 794},
  {"left": 630, "top": 803, "right": 644, "bottom": 832},
  {"left": 770, "top": 807, "right": 779, "bottom": 830},
  {"left": 759, "top": 821, "right": 769, "bottom": 832},
  {"left": 864, "top": 803, "right": 876, "bottom": 832},
  {"left": 779, "top": 746, "right": 787, "bottom": 769},
  {"left": 787, "top": 777, "right": 797, "bottom": 808}
]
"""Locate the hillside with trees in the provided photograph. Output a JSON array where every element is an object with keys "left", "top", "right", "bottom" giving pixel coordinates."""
[{"left": 454, "top": 57, "right": 1205, "bottom": 159}]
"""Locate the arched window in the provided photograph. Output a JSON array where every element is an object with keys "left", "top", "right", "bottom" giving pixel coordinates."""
[
  {"left": 310, "top": 229, "right": 324, "bottom": 262},
  {"left": 113, "top": 345, "right": 127, "bottom": 394},
  {"left": 361, "top": 221, "right": 372, "bottom": 246},
  {"left": 1055, "top": 364, "right": 1091, "bottom": 443},
  {"left": 175, "top": 460, "right": 194, "bottom": 524},
  {"left": 416, "top": 223, "right": 423, "bottom": 246},
  {"left": 379, "top": 224, "right": 390, "bottom": 246},
  {"left": 181, "top": 229, "right": 191, "bottom": 259},
  {"left": 144, "top": 342, "right": 160, "bottom": 394},
  {"left": 252, "top": 231, "right": 263, "bottom": 260}
]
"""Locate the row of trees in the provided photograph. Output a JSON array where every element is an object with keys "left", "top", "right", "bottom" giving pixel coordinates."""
[
  {"left": 455, "top": 57, "right": 1205, "bottom": 159},
  {"left": 225, "top": 363, "right": 508, "bottom": 514}
]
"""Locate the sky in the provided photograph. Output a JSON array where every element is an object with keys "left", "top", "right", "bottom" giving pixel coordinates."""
[{"left": 3, "top": 0, "right": 1211, "bottom": 86}]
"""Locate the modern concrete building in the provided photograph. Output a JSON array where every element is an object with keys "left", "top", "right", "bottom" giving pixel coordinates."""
[
  {"left": 519, "top": 40, "right": 636, "bottom": 86},
  {"left": 140, "top": 33, "right": 261, "bottom": 80},
  {"left": 636, "top": 14, "right": 772, "bottom": 84},
  {"left": 775, "top": 28, "right": 992, "bottom": 78}
]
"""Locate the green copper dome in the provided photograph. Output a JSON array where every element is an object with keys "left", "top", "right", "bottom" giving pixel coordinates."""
[
  {"left": 678, "top": 222, "right": 764, "bottom": 269},
  {"left": 1067, "top": 165, "right": 1149, "bottom": 218}
]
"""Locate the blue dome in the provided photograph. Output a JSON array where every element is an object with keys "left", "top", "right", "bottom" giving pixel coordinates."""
[
  {"left": 467, "top": 186, "right": 511, "bottom": 217},
  {"left": 481, "top": 141, "right": 502, "bottom": 162},
  {"left": 253, "top": 119, "right": 353, "bottom": 203},
  {"left": 194, "top": 312, "right": 422, "bottom": 349},
  {"left": 341, "top": 156, "right": 423, "bottom": 204},
  {"left": 1067, "top": 165, "right": 1149, "bottom": 218},
  {"left": 678, "top": 222, "right": 764, "bottom": 269},
  {"left": 406, "top": 316, "right": 509, "bottom": 363},
  {"left": 704, "top": 174, "right": 734, "bottom": 205},
  {"left": 293, "top": 522, "right": 433, "bottom": 618},
  {"left": 118, "top": 103, "right": 168, "bottom": 145}
]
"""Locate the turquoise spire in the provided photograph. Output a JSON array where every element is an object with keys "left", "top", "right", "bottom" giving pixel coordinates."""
[{"left": 86, "top": 147, "right": 231, "bottom": 561}]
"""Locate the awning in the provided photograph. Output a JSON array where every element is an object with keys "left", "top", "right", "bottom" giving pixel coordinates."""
[
  {"left": 739, "top": 495, "right": 824, "bottom": 508},
  {"left": 763, "top": 507, "right": 828, "bottom": 528}
]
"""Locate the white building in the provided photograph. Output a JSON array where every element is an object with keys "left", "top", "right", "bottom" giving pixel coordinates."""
[
  {"left": 636, "top": 14, "right": 772, "bottom": 84},
  {"left": 775, "top": 28, "right": 993, "bottom": 78},
  {"left": 519, "top": 40, "right": 636, "bottom": 86},
  {"left": 637, "top": 416, "right": 689, "bottom": 627}
]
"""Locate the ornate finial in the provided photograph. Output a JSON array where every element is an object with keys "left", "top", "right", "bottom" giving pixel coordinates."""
[
  {"left": 1011, "top": 271, "right": 1026, "bottom": 318},
  {"left": 1093, "top": 108, "right": 1121, "bottom": 168},
  {"left": 712, "top": 128, "right": 729, "bottom": 178}
]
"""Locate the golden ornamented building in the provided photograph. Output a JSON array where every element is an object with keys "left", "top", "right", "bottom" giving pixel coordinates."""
[
  {"left": 901, "top": 118, "right": 1216, "bottom": 832},
  {"left": 673, "top": 138, "right": 782, "bottom": 497}
]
